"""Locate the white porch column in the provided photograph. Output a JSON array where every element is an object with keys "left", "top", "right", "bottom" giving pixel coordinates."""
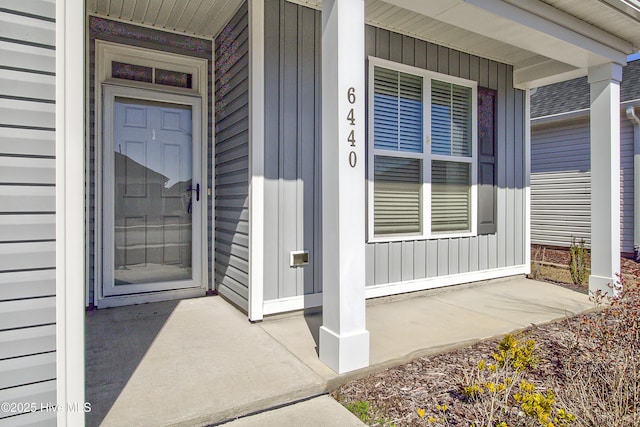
[
  {"left": 588, "top": 62, "right": 622, "bottom": 295},
  {"left": 319, "top": 0, "right": 370, "bottom": 374}
]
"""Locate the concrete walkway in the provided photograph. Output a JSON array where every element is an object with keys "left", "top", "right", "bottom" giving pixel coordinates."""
[{"left": 85, "top": 277, "right": 592, "bottom": 426}]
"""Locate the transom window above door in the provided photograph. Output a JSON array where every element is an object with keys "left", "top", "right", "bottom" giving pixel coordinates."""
[
  {"left": 368, "top": 57, "right": 478, "bottom": 241},
  {"left": 97, "top": 40, "right": 205, "bottom": 96},
  {"left": 111, "top": 61, "right": 193, "bottom": 89}
]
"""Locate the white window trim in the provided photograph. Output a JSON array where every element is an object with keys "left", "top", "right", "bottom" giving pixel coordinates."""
[{"left": 367, "top": 56, "right": 478, "bottom": 243}]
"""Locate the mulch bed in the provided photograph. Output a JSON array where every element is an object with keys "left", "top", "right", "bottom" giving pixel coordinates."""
[
  {"left": 532, "top": 246, "right": 640, "bottom": 279},
  {"left": 333, "top": 247, "right": 640, "bottom": 426}
]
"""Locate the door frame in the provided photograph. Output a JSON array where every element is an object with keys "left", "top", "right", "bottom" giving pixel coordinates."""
[{"left": 94, "top": 41, "right": 209, "bottom": 308}]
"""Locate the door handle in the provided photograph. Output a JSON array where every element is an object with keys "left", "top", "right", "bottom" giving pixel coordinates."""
[{"left": 188, "top": 183, "right": 200, "bottom": 202}]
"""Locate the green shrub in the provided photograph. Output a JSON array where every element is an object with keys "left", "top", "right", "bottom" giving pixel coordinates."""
[{"left": 569, "top": 238, "right": 588, "bottom": 285}]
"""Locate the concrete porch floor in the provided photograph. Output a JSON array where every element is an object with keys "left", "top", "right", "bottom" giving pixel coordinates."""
[{"left": 85, "top": 276, "right": 593, "bottom": 426}]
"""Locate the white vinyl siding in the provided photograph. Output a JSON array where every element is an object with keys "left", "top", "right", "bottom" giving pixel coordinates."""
[{"left": 0, "top": 3, "right": 57, "bottom": 425}]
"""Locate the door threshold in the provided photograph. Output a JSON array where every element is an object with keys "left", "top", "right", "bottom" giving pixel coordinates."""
[{"left": 96, "top": 287, "right": 207, "bottom": 309}]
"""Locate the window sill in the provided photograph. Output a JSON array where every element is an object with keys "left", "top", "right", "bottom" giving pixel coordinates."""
[{"left": 367, "top": 231, "right": 476, "bottom": 243}]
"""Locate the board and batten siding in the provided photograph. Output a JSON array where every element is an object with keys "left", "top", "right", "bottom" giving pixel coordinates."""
[
  {"left": 214, "top": 2, "right": 250, "bottom": 311},
  {"left": 261, "top": 1, "right": 527, "bottom": 302},
  {"left": 0, "top": 2, "right": 58, "bottom": 426},
  {"left": 364, "top": 27, "right": 527, "bottom": 289},
  {"left": 263, "top": 0, "right": 322, "bottom": 301},
  {"left": 531, "top": 116, "right": 635, "bottom": 253}
]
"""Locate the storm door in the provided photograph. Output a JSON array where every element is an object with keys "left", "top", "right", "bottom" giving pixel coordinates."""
[{"left": 102, "top": 85, "right": 203, "bottom": 296}]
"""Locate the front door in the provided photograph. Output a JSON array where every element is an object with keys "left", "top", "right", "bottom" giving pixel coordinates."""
[{"left": 102, "top": 85, "right": 203, "bottom": 296}]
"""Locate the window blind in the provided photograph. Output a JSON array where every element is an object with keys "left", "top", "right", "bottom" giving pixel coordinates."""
[
  {"left": 374, "top": 156, "right": 422, "bottom": 235},
  {"left": 373, "top": 67, "right": 423, "bottom": 153},
  {"left": 431, "top": 160, "right": 470, "bottom": 232},
  {"left": 431, "top": 80, "right": 471, "bottom": 157}
]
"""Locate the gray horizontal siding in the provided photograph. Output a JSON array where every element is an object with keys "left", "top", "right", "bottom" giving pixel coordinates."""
[
  {"left": 531, "top": 119, "right": 591, "bottom": 248},
  {"left": 0, "top": 3, "right": 57, "bottom": 425},
  {"left": 531, "top": 116, "right": 634, "bottom": 253},
  {"left": 214, "top": 2, "right": 250, "bottom": 311},
  {"left": 263, "top": 0, "right": 322, "bottom": 301},
  {"left": 365, "top": 26, "right": 527, "bottom": 287}
]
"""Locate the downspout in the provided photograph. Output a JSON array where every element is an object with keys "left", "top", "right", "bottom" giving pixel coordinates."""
[{"left": 626, "top": 105, "right": 640, "bottom": 260}]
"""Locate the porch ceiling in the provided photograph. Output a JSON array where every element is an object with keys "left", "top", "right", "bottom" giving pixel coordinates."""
[
  {"left": 88, "top": 0, "right": 639, "bottom": 88},
  {"left": 294, "top": 0, "right": 638, "bottom": 88},
  {"left": 86, "top": 0, "right": 245, "bottom": 40}
]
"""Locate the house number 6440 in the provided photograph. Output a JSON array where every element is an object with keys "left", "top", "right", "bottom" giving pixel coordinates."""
[{"left": 347, "top": 87, "right": 357, "bottom": 168}]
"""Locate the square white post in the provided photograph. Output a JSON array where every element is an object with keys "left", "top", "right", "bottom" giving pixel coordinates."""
[
  {"left": 588, "top": 62, "right": 622, "bottom": 295},
  {"left": 319, "top": 0, "right": 370, "bottom": 374},
  {"left": 56, "top": 0, "right": 86, "bottom": 423}
]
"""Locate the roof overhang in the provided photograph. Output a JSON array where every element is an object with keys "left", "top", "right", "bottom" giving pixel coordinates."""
[
  {"left": 89, "top": 0, "right": 638, "bottom": 89},
  {"left": 382, "top": 0, "right": 631, "bottom": 88}
]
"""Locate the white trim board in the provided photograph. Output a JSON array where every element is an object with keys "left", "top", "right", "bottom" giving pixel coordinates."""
[
  {"left": 56, "top": 0, "right": 85, "bottom": 424},
  {"left": 524, "top": 88, "right": 532, "bottom": 276},
  {"left": 262, "top": 266, "right": 528, "bottom": 314},
  {"left": 263, "top": 293, "right": 323, "bottom": 316},
  {"left": 248, "top": 0, "right": 265, "bottom": 322},
  {"left": 531, "top": 99, "right": 640, "bottom": 126},
  {"left": 365, "top": 265, "right": 529, "bottom": 299}
]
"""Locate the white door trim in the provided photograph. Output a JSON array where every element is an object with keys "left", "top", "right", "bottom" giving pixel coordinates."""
[{"left": 94, "top": 42, "right": 208, "bottom": 307}]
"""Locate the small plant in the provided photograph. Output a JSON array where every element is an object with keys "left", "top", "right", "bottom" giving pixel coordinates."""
[
  {"left": 460, "top": 335, "right": 574, "bottom": 427},
  {"left": 345, "top": 400, "right": 371, "bottom": 423},
  {"left": 343, "top": 399, "right": 397, "bottom": 426},
  {"left": 569, "top": 238, "right": 588, "bottom": 285},
  {"left": 421, "top": 404, "right": 451, "bottom": 426},
  {"left": 513, "top": 380, "right": 575, "bottom": 427},
  {"left": 529, "top": 246, "right": 545, "bottom": 281}
]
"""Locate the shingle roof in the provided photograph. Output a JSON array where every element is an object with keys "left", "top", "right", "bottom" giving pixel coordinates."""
[{"left": 530, "top": 59, "right": 640, "bottom": 118}]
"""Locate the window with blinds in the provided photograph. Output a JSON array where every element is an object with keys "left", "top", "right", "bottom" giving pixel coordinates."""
[{"left": 369, "top": 59, "right": 476, "bottom": 240}]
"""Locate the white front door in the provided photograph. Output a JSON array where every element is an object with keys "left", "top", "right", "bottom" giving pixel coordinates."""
[{"left": 102, "top": 85, "right": 203, "bottom": 296}]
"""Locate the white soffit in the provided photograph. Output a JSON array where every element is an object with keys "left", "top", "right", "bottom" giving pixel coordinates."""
[
  {"left": 290, "top": 0, "right": 546, "bottom": 66},
  {"left": 385, "top": 0, "right": 628, "bottom": 67},
  {"left": 87, "top": 0, "right": 245, "bottom": 39},
  {"left": 296, "top": 0, "right": 635, "bottom": 85},
  {"left": 541, "top": 0, "right": 640, "bottom": 49}
]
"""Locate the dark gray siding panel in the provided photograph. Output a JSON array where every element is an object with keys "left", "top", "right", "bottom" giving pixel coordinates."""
[
  {"left": 531, "top": 116, "right": 634, "bottom": 253},
  {"left": 88, "top": 17, "right": 214, "bottom": 303},
  {"left": 263, "top": 0, "right": 322, "bottom": 301},
  {"left": 215, "top": 2, "right": 250, "bottom": 311},
  {"left": 364, "top": 27, "right": 527, "bottom": 287},
  {"left": 0, "top": 5, "right": 57, "bottom": 426}
]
